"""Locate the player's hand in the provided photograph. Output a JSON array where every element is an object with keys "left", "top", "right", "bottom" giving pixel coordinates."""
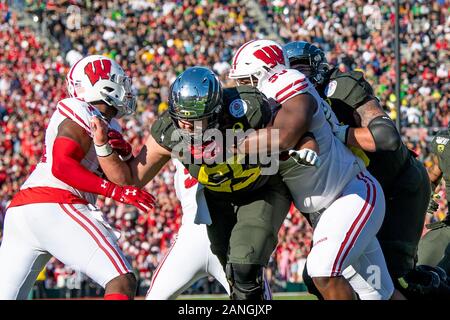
[
  {"left": 288, "top": 149, "right": 321, "bottom": 167},
  {"left": 426, "top": 193, "right": 440, "bottom": 215},
  {"left": 108, "top": 129, "right": 132, "bottom": 161},
  {"left": 91, "top": 116, "right": 109, "bottom": 146},
  {"left": 109, "top": 185, "right": 156, "bottom": 213}
]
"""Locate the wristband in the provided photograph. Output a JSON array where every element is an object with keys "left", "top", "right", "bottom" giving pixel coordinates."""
[{"left": 94, "top": 143, "right": 113, "bottom": 157}]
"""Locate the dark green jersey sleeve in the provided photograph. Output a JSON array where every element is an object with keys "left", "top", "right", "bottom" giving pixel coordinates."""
[
  {"left": 222, "top": 85, "right": 272, "bottom": 130},
  {"left": 430, "top": 130, "right": 450, "bottom": 165},
  {"left": 326, "top": 69, "right": 375, "bottom": 109},
  {"left": 150, "top": 112, "right": 181, "bottom": 151},
  {"left": 431, "top": 133, "right": 440, "bottom": 156}
]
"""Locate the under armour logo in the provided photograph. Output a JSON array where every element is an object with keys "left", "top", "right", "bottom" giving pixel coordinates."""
[
  {"left": 124, "top": 189, "right": 137, "bottom": 196},
  {"left": 101, "top": 180, "right": 108, "bottom": 189}
]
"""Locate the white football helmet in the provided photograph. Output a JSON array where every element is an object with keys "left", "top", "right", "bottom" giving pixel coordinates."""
[
  {"left": 66, "top": 55, "right": 136, "bottom": 118},
  {"left": 228, "top": 39, "right": 290, "bottom": 89}
]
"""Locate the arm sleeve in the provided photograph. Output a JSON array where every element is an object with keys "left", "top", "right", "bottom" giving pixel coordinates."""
[
  {"left": 150, "top": 113, "right": 178, "bottom": 151},
  {"left": 367, "top": 115, "right": 401, "bottom": 152},
  {"left": 52, "top": 136, "right": 115, "bottom": 197}
]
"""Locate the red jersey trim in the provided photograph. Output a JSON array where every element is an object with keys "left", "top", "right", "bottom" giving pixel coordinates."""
[
  {"left": 58, "top": 101, "right": 91, "bottom": 132},
  {"left": 8, "top": 187, "right": 89, "bottom": 208},
  {"left": 275, "top": 79, "right": 305, "bottom": 99},
  {"left": 277, "top": 83, "right": 309, "bottom": 104}
]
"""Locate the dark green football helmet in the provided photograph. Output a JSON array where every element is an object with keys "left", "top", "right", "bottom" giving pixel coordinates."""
[
  {"left": 283, "top": 41, "right": 330, "bottom": 84},
  {"left": 169, "top": 66, "right": 223, "bottom": 138}
]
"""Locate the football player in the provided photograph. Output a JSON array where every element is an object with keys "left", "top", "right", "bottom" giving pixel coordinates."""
[
  {"left": 418, "top": 129, "right": 450, "bottom": 276},
  {"left": 228, "top": 39, "right": 402, "bottom": 300},
  {"left": 0, "top": 55, "right": 156, "bottom": 300},
  {"left": 91, "top": 66, "right": 293, "bottom": 300},
  {"left": 283, "top": 41, "right": 439, "bottom": 298}
]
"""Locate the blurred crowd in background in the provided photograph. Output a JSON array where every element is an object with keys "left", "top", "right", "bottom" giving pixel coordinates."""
[{"left": 0, "top": 0, "right": 448, "bottom": 297}]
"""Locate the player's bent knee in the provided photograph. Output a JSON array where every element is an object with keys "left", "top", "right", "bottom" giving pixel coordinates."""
[
  {"left": 312, "top": 276, "right": 334, "bottom": 290},
  {"left": 105, "top": 272, "right": 137, "bottom": 299},
  {"left": 302, "top": 263, "right": 324, "bottom": 299},
  {"left": 226, "top": 263, "right": 264, "bottom": 300}
]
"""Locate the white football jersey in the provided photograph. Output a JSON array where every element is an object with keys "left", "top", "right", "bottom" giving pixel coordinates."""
[
  {"left": 21, "top": 98, "right": 121, "bottom": 205},
  {"left": 258, "top": 68, "right": 365, "bottom": 213},
  {"left": 173, "top": 158, "right": 203, "bottom": 225}
]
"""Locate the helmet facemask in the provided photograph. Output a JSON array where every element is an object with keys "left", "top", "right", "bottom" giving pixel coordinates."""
[
  {"left": 98, "top": 74, "right": 136, "bottom": 118},
  {"left": 284, "top": 41, "right": 330, "bottom": 85},
  {"left": 170, "top": 105, "right": 223, "bottom": 146}
]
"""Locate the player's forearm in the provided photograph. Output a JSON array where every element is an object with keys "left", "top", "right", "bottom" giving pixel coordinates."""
[
  {"left": 52, "top": 137, "right": 119, "bottom": 196},
  {"left": 346, "top": 127, "right": 376, "bottom": 152},
  {"left": 97, "top": 153, "right": 135, "bottom": 186},
  {"left": 428, "top": 169, "right": 443, "bottom": 192},
  {"left": 236, "top": 127, "right": 281, "bottom": 155},
  {"left": 127, "top": 136, "right": 172, "bottom": 189}
]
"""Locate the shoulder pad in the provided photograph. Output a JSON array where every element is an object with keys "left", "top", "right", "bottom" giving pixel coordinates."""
[
  {"left": 223, "top": 86, "right": 272, "bottom": 129},
  {"left": 431, "top": 130, "right": 450, "bottom": 155},
  {"left": 260, "top": 69, "right": 310, "bottom": 105},
  {"left": 326, "top": 69, "right": 374, "bottom": 108},
  {"left": 57, "top": 98, "right": 96, "bottom": 135},
  {"left": 150, "top": 112, "right": 179, "bottom": 151}
]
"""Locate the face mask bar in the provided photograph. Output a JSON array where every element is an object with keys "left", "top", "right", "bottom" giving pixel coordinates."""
[
  {"left": 234, "top": 75, "right": 258, "bottom": 87},
  {"left": 107, "top": 74, "right": 137, "bottom": 116}
]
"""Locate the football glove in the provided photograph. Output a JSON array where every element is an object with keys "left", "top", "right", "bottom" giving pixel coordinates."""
[
  {"left": 107, "top": 129, "right": 133, "bottom": 161},
  {"left": 288, "top": 149, "right": 321, "bottom": 167}
]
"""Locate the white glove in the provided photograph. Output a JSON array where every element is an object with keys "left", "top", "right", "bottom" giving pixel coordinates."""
[
  {"left": 288, "top": 149, "right": 321, "bottom": 167},
  {"left": 333, "top": 123, "right": 350, "bottom": 145}
]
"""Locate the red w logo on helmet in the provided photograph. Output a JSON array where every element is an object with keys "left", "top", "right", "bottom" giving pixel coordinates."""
[
  {"left": 84, "top": 59, "right": 112, "bottom": 85},
  {"left": 253, "top": 45, "right": 285, "bottom": 68}
]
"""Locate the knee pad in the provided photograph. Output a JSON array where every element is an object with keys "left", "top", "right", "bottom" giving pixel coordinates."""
[{"left": 226, "top": 263, "right": 264, "bottom": 300}]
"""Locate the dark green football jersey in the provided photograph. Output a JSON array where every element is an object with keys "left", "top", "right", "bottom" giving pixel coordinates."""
[
  {"left": 151, "top": 85, "right": 273, "bottom": 193},
  {"left": 431, "top": 130, "right": 450, "bottom": 201},
  {"left": 318, "top": 68, "right": 411, "bottom": 191}
]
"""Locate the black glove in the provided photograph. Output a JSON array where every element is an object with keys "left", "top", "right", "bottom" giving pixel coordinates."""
[{"left": 426, "top": 193, "right": 440, "bottom": 215}]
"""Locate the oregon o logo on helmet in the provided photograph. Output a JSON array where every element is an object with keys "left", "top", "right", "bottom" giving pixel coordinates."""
[
  {"left": 84, "top": 59, "right": 112, "bottom": 85},
  {"left": 229, "top": 99, "right": 247, "bottom": 118},
  {"left": 181, "top": 110, "right": 193, "bottom": 117}
]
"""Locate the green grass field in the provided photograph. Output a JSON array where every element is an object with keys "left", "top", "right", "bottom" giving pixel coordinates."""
[{"left": 176, "top": 292, "right": 317, "bottom": 300}]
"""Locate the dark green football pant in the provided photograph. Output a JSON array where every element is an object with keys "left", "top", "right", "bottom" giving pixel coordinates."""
[
  {"left": 204, "top": 174, "right": 291, "bottom": 268},
  {"left": 377, "top": 157, "right": 430, "bottom": 279},
  {"left": 417, "top": 225, "right": 450, "bottom": 275}
]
